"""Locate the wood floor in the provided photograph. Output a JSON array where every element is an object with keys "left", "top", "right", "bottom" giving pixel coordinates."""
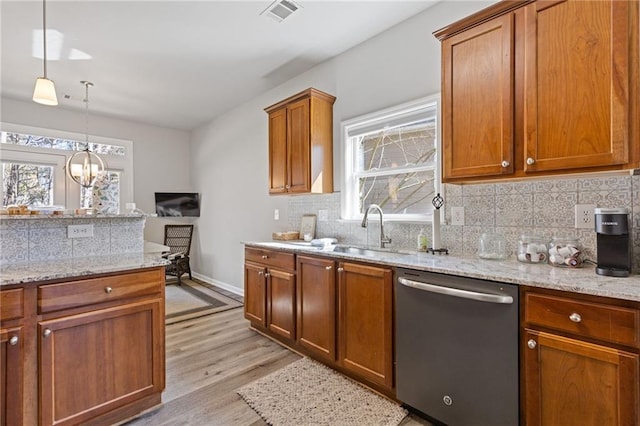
[{"left": 125, "top": 302, "right": 432, "bottom": 425}]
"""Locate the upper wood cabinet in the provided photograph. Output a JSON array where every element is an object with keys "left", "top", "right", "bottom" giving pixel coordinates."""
[
  {"left": 435, "top": 0, "right": 639, "bottom": 183},
  {"left": 265, "top": 88, "right": 336, "bottom": 194}
]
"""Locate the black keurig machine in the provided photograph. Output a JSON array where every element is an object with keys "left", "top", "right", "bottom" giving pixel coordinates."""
[{"left": 594, "top": 207, "right": 631, "bottom": 277}]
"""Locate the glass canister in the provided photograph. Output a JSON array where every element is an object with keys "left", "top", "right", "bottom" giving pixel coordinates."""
[
  {"left": 517, "top": 235, "right": 549, "bottom": 264},
  {"left": 478, "top": 232, "right": 509, "bottom": 260},
  {"left": 548, "top": 237, "right": 584, "bottom": 267}
]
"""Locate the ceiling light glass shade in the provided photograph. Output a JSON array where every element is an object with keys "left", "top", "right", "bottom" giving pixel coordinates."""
[
  {"left": 32, "top": 77, "right": 58, "bottom": 106},
  {"left": 66, "top": 148, "right": 104, "bottom": 188}
]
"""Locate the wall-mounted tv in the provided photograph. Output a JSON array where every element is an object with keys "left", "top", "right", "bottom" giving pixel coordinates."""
[{"left": 154, "top": 192, "right": 200, "bottom": 217}]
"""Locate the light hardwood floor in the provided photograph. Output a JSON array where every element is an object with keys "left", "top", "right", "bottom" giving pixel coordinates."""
[{"left": 125, "top": 305, "right": 431, "bottom": 425}]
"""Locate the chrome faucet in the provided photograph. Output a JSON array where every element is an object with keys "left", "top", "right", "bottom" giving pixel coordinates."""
[{"left": 361, "top": 204, "right": 392, "bottom": 249}]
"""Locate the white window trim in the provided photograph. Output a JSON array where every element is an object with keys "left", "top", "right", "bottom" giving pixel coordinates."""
[
  {"left": 0, "top": 122, "right": 134, "bottom": 210},
  {"left": 340, "top": 94, "right": 442, "bottom": 223}
]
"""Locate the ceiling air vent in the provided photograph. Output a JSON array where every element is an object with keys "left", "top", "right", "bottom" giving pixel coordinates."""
[{"left": 261, "top": 0, "right": 300, "bottom": 23}]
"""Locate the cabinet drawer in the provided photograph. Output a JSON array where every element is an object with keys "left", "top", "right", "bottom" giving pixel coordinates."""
[
  {"left": 245, "top": 247, "right": 295, "bottom": 270},
  {"left": 0, "top": 288, "right": 24, "bottom": 321},
  {"left": 39, "top": 268, "right": 164, "bottom": 314},
  {"left": 525, "top": 293, "right": 640, "bottom": 348}
]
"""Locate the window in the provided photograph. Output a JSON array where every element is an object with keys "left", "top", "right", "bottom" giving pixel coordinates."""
[
  {"left": 342, "top": 95, "right": 440, "bottom": 222},
  {"left": 0, "top": 123, "right": 133, "bottom": 210}
]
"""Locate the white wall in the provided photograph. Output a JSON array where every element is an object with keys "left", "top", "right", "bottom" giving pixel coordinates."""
[
  {"left": 190, "top": 1, "right": 495, "bottom": 293},
  {"left": 1, "top": 97, "right": 192, "bottom": 244}
]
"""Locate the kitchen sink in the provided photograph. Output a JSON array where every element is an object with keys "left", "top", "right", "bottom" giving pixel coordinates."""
[{"left": 331, "top": 246, "right": 414, "bottom": 258}]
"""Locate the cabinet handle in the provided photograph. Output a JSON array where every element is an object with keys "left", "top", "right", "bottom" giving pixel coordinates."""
[
  {"left": 262, "top": 255, "right": 268, "bottom": 260},
  {"left": 527, "top": 339, "right": 537, "bottom": 349},
  {"left": 104, "top": 286, "right": 113, "bottom": 294},
  {"left": 569, "top": 312, "right": 582, "bottom": 323},
  {"left": 43, "top": 328, "right": 52, "bottom": 339},
  {"left": 9, "top": 335, "right": 18, "bottom": 346},
  {"left": 337, "top": 267, "right": 344, "bottom": 272},
  {"left": 501, "top": 160, "right": 510, "bottom": 168},
  {"left": 526, "top": 157, "right": 535, "bottom": 165},
  {"left": 325, "top": 266, "right": 332, "bottom": 270}
]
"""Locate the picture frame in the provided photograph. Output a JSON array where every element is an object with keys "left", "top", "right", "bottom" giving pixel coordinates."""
[{"left": 299, "top": 214, "right": 317, "bottom": 240}]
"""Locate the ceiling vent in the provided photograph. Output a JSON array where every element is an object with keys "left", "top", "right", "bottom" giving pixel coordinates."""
[{"left": 261, "top": 0, "right": 300, "bottom": 23}]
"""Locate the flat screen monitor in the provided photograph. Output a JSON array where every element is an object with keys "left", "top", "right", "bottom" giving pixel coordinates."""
[{"left": 154, "top": 192, "right": 200, "bottom": 217}]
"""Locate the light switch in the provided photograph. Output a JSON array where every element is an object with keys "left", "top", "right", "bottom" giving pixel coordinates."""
[
  {"left": 274, "top": 209, "right": 279, "bottom": 220},
  {"left": 318, "top": 209, "right": 328, "bottom": 222}
]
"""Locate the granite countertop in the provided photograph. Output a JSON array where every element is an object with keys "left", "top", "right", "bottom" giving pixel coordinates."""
[
  {"left": 245, "top": 241, "right": 640, "bottom": 302},
  {"left": 0, "top": 213, "right": 145, "bottom": 220},
  {"left": 0, "top": 253, "right": 170, "bottom": 286}
]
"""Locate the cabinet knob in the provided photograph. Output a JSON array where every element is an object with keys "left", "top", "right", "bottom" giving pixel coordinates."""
[
  {"left": 569, "top": 312, "right": 582, "bottom": 323},
  {"left": 285, "top": 184, "right": 290, "bottom": 189},
  {"left": 526, "top": 157, "right": 535, "bottom": 165},
  {"left": 104, "top": 286, "right": 113, "bottom": 294},
  {"left": 527, "top": 339, "right": 537, "bottom": 349},
  {"left": 43, "top": 328, "right": 52, "bottom": 339},
  {"left": 265, "top": 272, "right": 271, "bottom": 278},
  {"left": 325, "top": 266, "right": 332, "bottom": 270},
  {"left": 262, "top": 255, "right": 268, "bottom": 260},
  {"left": 9, "top": 335, "right": 18, "bottom": 346},
  {"left": 258, "top": 271, "right": 264, "bottom": 276},
  {"left": 501, "top": 160, "right": 510, "bottom": 168},
  {"left": 337, "top": 267, "right": 344, "bottom": 272}
]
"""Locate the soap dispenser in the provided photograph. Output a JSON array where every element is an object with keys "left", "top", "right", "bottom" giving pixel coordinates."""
[{"left": 417, "top": 229, "right": 428, "bottom": 252}]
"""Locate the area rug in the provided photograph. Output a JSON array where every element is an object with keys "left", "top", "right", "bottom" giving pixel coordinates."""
[
  {"left": 165, "top": 278, "right": 243, "bottom": 325},
  {"left": 237, "top": 357, "right": 408, "bottom": 426}
]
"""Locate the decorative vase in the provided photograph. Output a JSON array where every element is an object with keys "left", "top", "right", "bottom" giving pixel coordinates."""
[{"left": 92, "top": 172, "right": 119, "bottom": 214}]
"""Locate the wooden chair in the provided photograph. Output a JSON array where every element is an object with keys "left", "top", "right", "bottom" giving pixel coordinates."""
[{"left": 163, "top": 224, "right": 194, "bottom": 285}]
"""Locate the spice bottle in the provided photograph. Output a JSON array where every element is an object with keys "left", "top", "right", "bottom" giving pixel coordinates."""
[{"left": 417, "top": 229, "right": 428, "bottom": 252}]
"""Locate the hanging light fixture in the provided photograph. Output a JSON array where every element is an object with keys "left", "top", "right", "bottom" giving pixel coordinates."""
[
  {"left": 32, "top": 0, "right": 58, "bottom": 105},
  {"left": 66, "top": 81, "right": 105, "bottom": 188}
]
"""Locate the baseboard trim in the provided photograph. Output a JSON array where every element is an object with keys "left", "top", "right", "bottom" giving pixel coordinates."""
[{"left": 191, "top": 272, "right": 244, "bottom": 296}]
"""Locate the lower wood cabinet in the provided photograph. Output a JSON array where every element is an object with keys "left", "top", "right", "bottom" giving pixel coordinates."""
[
  {"left": 1, "top": 326, "right": 23, "bottom": 426},
  {"left": 524, "top": 329, "right": 638, "bottom": 426},
  {"left": 244, "top": 247, "right": 296, "bottom": 342},
  {"left": 296, "top": 255, "right": 336, "bottom": 362},
  {"left": 39, "top": 299, "right": 164, "bottom": 426},
  {"left": 0, "top": 267, "right": 166, "bottom": 426},
  {"left": 245, "top": 248, "right": 395, "bottom": 394},
  {"left": 522, "top": 287, "right": 640, "bottom": 426},
  {"left": 338, "top": 261, "right": 393, "bottom": 389}
]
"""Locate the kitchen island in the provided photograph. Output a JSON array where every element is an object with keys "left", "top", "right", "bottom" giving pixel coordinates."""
[{"left": 0, "top": 254, "right": 169, "bottom": 426}]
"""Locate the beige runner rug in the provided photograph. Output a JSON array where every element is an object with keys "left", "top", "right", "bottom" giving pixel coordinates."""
[
  {"left": 237, "top": 357, "right": 408, "bottom": 426},
  {"left": 165, "top": 278, "right": 242, "bottom": 324}
]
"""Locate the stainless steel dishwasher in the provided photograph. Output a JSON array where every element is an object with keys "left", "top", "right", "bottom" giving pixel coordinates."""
[{"left": 395, "top": 268, "right": 519, "bottom": 426}]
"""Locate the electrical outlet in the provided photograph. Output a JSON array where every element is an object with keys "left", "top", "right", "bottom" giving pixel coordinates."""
[
  {"left": 274, "top": 209, "right": 279, "bottom": 220},
  {"left": 451, "top": 207, "right": 464, "bottom": 226},
  {"left": 67, "top": 224, "right": 94, "bottom": 238},
  {"left": 574, "top": 204, "right": 596, "bottom": 229},
  {"left": 318, "top": 209, "right": 328, "bottom": 222}
]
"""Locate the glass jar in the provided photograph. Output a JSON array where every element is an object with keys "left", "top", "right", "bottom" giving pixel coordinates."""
[
  {"left": 517, "top": 235, "right": 549, "bottom": 264},
  {"left": 548, "top": 237, "right": 584, "bottom": 267},
  {"left": 478, "top": 233, "right": 509, "bottom": 260}
]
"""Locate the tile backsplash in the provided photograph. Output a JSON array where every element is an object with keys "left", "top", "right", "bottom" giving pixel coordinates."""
[
  {"left": 288, "top": 173, "right": 640, "bottom": 271},
  {"left": 1, "top": 216, "right": 145, "bottom": 264}
]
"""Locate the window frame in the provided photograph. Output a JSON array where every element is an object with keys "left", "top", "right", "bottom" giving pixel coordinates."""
[
  {"left": 0, "top": 122, "right": 134, "bottom": 210},
  {"left": 340, "top": 94, "right": 442, "bottom": 223}
]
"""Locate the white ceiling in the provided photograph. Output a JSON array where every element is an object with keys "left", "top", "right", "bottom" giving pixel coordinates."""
[{"left": 1, "top": 1, "right": 440, "bottom": 131}]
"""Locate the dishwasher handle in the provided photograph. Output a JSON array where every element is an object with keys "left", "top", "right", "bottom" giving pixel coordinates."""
[{"left": 398, "top": 277, "right": 513, "bottom": 304}]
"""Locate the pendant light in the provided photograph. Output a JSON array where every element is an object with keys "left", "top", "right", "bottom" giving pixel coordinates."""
[
  {"left": 66, "top": 81, "right": 105, "bottom": 188},
  {"left": 32, "top": 0, "right": 58, "bottom": 105}
]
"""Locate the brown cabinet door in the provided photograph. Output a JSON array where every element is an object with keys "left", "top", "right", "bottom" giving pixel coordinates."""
[
  {"left": 441, "top": 14, "right": 514, "bottom": 180},
  {"left": 524, "top": 329, "right": 639, "bottom": 426},
  {"left": 338, "top": 262, "right": 393, "bottom": 389},
  {"left": 287, "top": 98, "right": 311, "bottom": 193},
  {"left": 0, "top": 327, "right": 23, "bottom": 426},
  {"left": 296, "top": 255, "right": 336, "bottom": 362},
  {"left": 268, "top": 107, "right": 288, "bottom": 194},
  {"left": 39, "top": 299, "right": 165, "bottom": 426},
  {"left": 244, "top": 262, "right": 267, "bottom": 326},
  {"left": 266, "top": 268, "right": 296, "bottom": 341},
  {"left": 523, "top": 0, "right": 630, "bottom": 172}
]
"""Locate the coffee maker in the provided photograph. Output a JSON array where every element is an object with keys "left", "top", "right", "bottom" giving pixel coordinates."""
[{"left": 594, "top": 207, "right": 631, "bottom": 277}]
